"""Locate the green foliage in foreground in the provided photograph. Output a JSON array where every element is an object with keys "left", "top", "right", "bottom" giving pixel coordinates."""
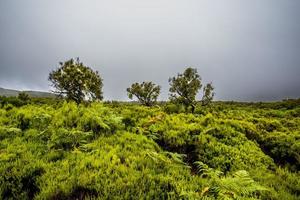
[{"left": 0, "top": 100, "right": 300, "bottom": 199}]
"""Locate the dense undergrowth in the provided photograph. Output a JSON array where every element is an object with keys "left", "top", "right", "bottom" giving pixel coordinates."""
[{"left": 0, "top": 97, "right": 299, "bottom": 199}]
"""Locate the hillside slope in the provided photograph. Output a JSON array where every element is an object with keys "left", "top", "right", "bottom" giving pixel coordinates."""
[
  {"left": 0, "top": 87, "right": 56, "bottom": 98},
  {"left": 0, "top": 101, "right": 299, "bottom": 199}
]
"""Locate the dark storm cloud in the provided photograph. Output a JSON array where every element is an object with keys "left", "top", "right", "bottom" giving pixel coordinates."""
[{"left": 0, "top": 0, "right": 300, "bottom": 101}]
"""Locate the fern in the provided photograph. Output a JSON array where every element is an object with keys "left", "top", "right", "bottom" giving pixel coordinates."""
[
  {"left": 194, "top": 161, "right": 223, "bottom": 178},
  {"left": 201, "top": 170, "right": 268, "bottom": 199}
]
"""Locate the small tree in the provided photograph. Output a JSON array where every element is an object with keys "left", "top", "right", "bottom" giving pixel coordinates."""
[
  {"left": 169, "top": 67, "right": 202, "bottom": 112},
  {"left": 18, "top": 92, "right": 30, "bottom": 103},
  {"left": 202, "top": 82, "right": 215, "bottom": 106},
  {"left": 169, "top": 67, "right": 215, "bottom": 112},
  {"left": 49, "top": 58, "right": 103, "bottom": 104},
  {"left": 127, "top": 81, "right": 161, "bottom": 106}
]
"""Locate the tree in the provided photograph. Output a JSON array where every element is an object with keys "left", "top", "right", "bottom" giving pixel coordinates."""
[
  {"left": 49, "top": 58, "right": 103, "bottom": 104},
  {"left": 202, "top": 82, "right": 215, "bottom": 106},
  {"left": 18, "top": 92, "right": 30, "bottom": 103},
  {"left": 169, "top": 67, "right": 202, "bottom": 112},
  {"left": 169, "top": 67, "right": 215, "bottom": 112},
  {"left": 127, "top": 81, "right": 161, "bottom": 106}
]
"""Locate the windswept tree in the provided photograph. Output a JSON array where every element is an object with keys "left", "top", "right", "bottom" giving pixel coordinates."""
[
  {"left": 169, "top": 67, "right": 202, "bottom": 112},
  {"left": 49, "top": 58, "right": 103, "bottom": 104},
  {"left": 169, "top": 67, "right": 215, "bottom": 112},
  {"left": 127, "top": 81, "right": 161, "bottom": 106},
  {"left": 202, "top": 82, "right": 215, "bottom": 106},
  {"left": 18, "top": 92, "right": 30, "bottom": 103}
]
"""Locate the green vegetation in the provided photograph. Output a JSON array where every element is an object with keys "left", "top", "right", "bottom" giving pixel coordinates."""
[
  {"left": 169, "top": 67, "right": 214, "bottom": 113},
  {"left": 0, "top": 61, "right": 297, "bottom": 199},
  {"left": 49, "top": 58, "right": 103, "bottom": 104},
  {"left": 127, "top": 81, "right": 161, "bottom": 106},
  {"left": 0, "top": 97, "right": 299, "bottom": 199},
  {"left": 202, "top": 83, "right": 215, "bottom": 106}
]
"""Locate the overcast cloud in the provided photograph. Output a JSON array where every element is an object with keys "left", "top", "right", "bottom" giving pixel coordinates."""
[{"left": 0, "top": 0, "right": 299, "bottom": 101}]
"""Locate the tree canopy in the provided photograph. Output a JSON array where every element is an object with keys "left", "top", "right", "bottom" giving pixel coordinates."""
[
  {"left": 48, "top": 58, "right": 103, "bottom": 104},
  {"left": 169, "top": 67, "right": 202, "bottom": 112},
  {"left": 127, "top": 81, "right": 161, "bottom": 106},
  {"left": 202, "top": 82, "right": 215, "bottom": 106},
  {"left": 18, "top": 92, "right": 30, "bottom": 103}
]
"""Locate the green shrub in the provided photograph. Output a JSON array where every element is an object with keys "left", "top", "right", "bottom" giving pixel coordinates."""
[{"left": 0, "top": 100, "right": 299, "bottom": 199}]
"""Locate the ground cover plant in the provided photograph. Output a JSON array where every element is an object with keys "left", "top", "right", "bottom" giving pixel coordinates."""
[{"left": 0, "top": 97, "right": 299, "bottom": 199}]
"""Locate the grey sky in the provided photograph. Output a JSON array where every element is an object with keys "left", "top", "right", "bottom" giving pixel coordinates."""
[{"left": 0, "top": 0, "right": 299, "bottom": 101}]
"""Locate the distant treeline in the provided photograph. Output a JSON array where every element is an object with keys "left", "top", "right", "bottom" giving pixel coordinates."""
[{"left": 1, "top": 93, "right": 299, "bottom": 111}]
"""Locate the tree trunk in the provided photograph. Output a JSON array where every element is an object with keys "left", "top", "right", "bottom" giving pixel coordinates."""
[{"left": 191, "top": 104, "right": 195, "bottom": 113}]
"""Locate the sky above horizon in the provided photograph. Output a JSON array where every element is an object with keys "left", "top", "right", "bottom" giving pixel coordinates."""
[{"left": 0, "top": 0, "right": 300, "bottom": 101}]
